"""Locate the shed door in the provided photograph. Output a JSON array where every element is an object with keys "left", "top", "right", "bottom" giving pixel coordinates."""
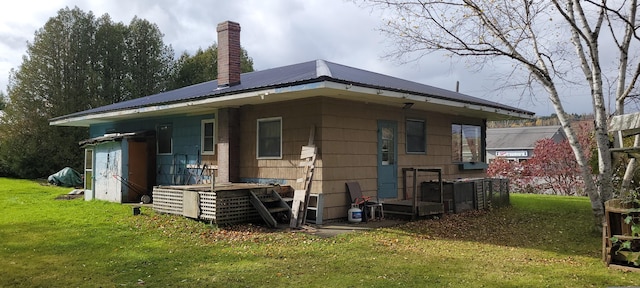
[
  {"left": 127, "top": 140, "right": 149, "bottom": 202},
  {"left": 377, "top": 120, "right": 397, "bottom": 199},
  {"left": 94, "top": 142, "right": 122, "bottom": 202}
]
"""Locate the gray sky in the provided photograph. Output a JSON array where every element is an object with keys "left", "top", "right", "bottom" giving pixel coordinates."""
[{"left": 0, "top": 0, "right": 597, "bottom": 116}]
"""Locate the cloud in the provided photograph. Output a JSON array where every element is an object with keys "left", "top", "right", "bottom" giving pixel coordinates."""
[{"left": 0, "top": 0, "right": 598, "bottom": 116}]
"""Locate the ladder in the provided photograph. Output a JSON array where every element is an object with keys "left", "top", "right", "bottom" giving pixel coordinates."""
[
  {"left": 290, "top": 145, "right": 317, "bottom": 228},
  {"left": 305, "top": 193, "right": 324, "bottom": 225}
]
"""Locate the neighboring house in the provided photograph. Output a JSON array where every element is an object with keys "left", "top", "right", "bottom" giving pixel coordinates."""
[
  {"left": 486, "top": 126, "right": 565, "bottom": 163},
  {"left": 49, "top": 21, "right": 534, "bottom": 221}
]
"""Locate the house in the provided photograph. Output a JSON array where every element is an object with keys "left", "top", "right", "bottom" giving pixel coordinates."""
[
  {"left": 49, "top": 21, "right": 534, "bottom": 221},
  {"left": 486, "top": 126, "right": 565, "bottom": 163}
]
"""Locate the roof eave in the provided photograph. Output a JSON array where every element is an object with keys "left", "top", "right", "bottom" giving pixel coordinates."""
[
  {"left": 322, "top": 81, "right": 534, "bottom": 120},
  {"left": 49, "top": 87, "right": 281, "bottom": 127},
  {"left": 50, "top": 79, "right": 533, "bottom": 127}
]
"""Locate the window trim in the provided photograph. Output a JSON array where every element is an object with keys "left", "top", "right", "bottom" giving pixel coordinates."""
[
  {"left": 201, "top": 119, "right": 216, "bottom": 155},
  {"left": 406, "top": 118, "right": 426, "bottom": 154},
  {"left": 84, "top": 149, "right": 93, "bottom": 191},
  {"left": 157, "top": 123, "right": 173, "bottom": 155},
  {"left": 256, "top": 117, "right": 283, "bottom": 159}
]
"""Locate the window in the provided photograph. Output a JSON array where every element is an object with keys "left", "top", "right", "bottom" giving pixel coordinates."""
[
  {"left": 84, "top": 149, "right": 93, "bottom": 191},
  {"left": 381, "top": 126, "right": 395, "bottom": 165},
  {"left": 257, "top": 117, "right": 282, "bottom": 159},
  {"left": 201, "top": 119, "right": 215, "bottom": 155},
  {"left": 157, "top": 124, "right": 172, "bottom": 155},
  {"left": 406, "top": 119, "right": 426, "bottom": 153},
  {"left": 452, "top": 124, "right": 482, "bottom": 162}
]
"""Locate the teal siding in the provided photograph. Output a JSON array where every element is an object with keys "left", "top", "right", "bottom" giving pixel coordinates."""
[{"left": 88, "top": 113, "right": 215, "bottom": 186}]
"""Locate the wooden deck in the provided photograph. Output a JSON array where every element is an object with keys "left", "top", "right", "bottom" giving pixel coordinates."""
[
  {"left": 155, "top": 183, "right": 274, "bottom": 192},
  {"left": 152, "top": 183, "right": 282, "bottom": 225},
  {"left": 385, "top": 167, "right": 508, "bottom": 218},
  {"left": 383, "top": 200, "right": 444, "bottom": 217},
  {"left": 384, "top": 167, "right": 444, "bottom": 219}
]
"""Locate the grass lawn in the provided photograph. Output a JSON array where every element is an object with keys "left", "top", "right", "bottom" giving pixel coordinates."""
[{"left": 0, "top": 178, "right": 638, "bottom": 287}]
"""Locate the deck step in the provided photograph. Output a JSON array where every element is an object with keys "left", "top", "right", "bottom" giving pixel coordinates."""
[
  {"left": 383, "top": 210, "right": 414, "bottom": 216},
  {"left": 250, "top": 190, "right": 291, "bottom": 228},
  {"left": 261, "top": 197, "right": 280, "bottom": 203},
  {"left": 268, "top": 207, "right": 290, "bottom": 213}
]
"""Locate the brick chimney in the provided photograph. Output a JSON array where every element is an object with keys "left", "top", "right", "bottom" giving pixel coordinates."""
[{"left": 216, "top": 21, "right": 241, "bottom": 87}]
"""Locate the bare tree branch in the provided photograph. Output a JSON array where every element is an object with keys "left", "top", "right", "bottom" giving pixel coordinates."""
[{"left": 357, "top": 0, "right": 640, "bottom": 229}]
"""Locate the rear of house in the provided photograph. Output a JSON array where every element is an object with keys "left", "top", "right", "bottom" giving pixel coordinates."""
[
  {"left": 235, "top": 96, "right": 495, "bottom": 219},
  {"left": 50, "top": 21, "right": 533, "bottom": 222}
]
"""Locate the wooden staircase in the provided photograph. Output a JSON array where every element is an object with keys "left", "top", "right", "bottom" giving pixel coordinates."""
[{"left": 250, "top": 189, "right": 291, "bottom": 228}]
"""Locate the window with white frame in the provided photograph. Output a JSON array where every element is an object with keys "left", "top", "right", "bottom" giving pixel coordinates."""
[
  {"left": 201, "top": 119, "right": 215, "bottom": 155},
  {"left": 406, "top": 119, "right": 426, "bottom": 153},
  {"left": 451, "top": 124, "right": 482, "bottom": 162},
  {"left": 157, "top": 124, "right": 173, "bottom": 155},
  {"left": 84, "top": 149, "right": 93, "bottom": 191},
  {"left": 257, "top": 117, "right": 282, "bottom": 159}
]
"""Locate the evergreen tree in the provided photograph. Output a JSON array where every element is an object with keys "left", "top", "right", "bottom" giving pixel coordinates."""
[
  {"left": 0, "top": 7, "right": 175, "bottom": 178},
  {"left": 0, "top": 91, "right": 6, "bottom": 110},
  {"left": 0, "top": 7, "right": 96, "bottom": 178},
  {"left": 169, "top": 44, "right": 254, "bottom": 89},
  {"left": 126, "top": 17, "right": 174, "bottom": 98},
  {"left": 93, "top": 15, "right": 129, "bottom": 106}
]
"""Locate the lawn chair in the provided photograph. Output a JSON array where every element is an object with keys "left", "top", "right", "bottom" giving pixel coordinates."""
[{"left": 346, "top": 182, "right": 383, "bottom": 222}]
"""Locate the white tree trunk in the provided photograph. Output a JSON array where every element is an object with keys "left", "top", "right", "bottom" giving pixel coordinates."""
[
  {"left": 543, "top": 81, "right": 604, "bottom": 229},
  {"left": 560, "top": 0, "right": 612, "bottom": 229},
  {"left": 360, "top": 0, "right": 640, "bottom": 231}
]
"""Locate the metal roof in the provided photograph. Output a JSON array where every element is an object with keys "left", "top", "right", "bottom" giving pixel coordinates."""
[
  {"left": 50, "top": 59, "right": 534, "bottom": 126},
  {"left": 486, "top": 126, "right": 564, "bottom": 150}
]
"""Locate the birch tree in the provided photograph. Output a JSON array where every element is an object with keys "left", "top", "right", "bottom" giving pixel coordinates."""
[{"left": 360, "top": 0, "right": 640, "bottom": 229}]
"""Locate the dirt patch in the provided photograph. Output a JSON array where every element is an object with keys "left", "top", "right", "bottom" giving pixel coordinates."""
[
  {"left": 55, "top": 194, "right": 84, "bottom": 200},
  {"left": 55, "top": 189, "right": 85, "bottom": 200}
]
